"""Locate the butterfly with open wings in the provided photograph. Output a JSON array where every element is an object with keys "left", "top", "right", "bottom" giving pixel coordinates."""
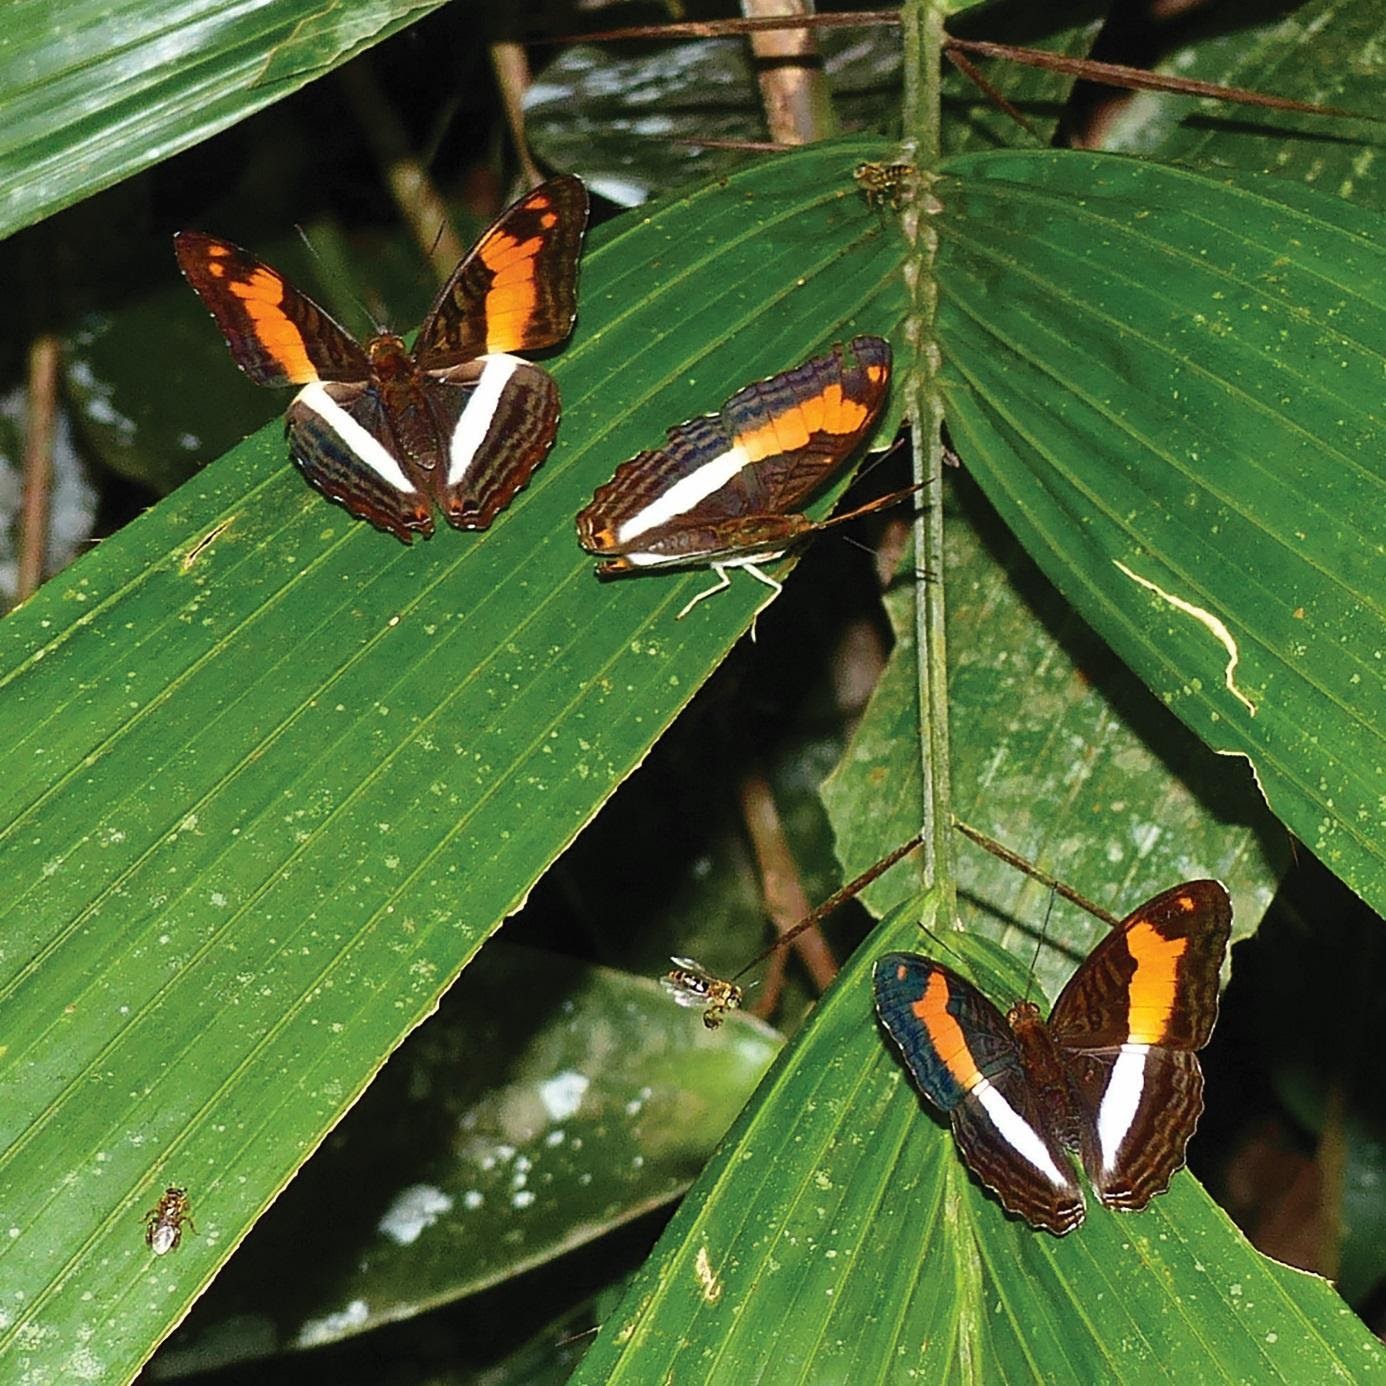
[
  {"left": 874, "top": 880, "right": 1232, "bottom": 1234},
  {"left": 175, "top": 176, "right": 588, "bottom": 542}
]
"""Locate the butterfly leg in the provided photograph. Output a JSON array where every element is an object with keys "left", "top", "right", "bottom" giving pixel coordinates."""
[
  {"left": 743, "top": 562, "right": 784, "bottom": 641},
  {"left": 676, "top": 564, "right": 734, "bottom": 620},
  {"left": 743, "top": 563, "right": 783, "bottom": 600}
]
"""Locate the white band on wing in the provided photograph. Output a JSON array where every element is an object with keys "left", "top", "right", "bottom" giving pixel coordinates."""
[
  {"left": 974, "top": 1077, "right": 1071, "bottom": 1188},
  {"left": 616, "top": 445, "right": 751, "bottom": 544},
  {"left": 295, "top": 383, "right": 419, "bottom": 494},
  {"left": 448, "top": 354, "right": 523, "bottom": 487}
]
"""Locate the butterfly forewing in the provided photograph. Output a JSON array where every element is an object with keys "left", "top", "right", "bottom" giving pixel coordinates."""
[
  {"left": 174, "top": 232, "right": 369, "bottom": 388},
  {"left": 717, "top": 335, "right": 892, "bottom": 514},
  {"left": 1048, "top": 880, "right": 1231, "bottom": 1051},
  {"left": 1048, "top": 880, "right": 1231, "bottom": 1215},
  {"left": 874, "top": 955, "right": 1084, "bottom": 1236},
  {"left": 414, "top": 175, "right": 589, "bottom": 369}
]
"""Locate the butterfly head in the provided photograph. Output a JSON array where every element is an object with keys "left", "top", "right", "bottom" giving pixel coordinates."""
[
  {"left": 1005, "top": 999, "right": 1044, "bottom": 1032},
  {"left": 367, "top": 333, "right": 412, "bottom": 380}
]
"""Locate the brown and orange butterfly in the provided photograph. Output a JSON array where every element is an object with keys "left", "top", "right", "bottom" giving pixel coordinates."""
[
  {"left": 575, "top": 335, "right": 895, "bottom": 617},
  {"left": 175, "top": 176, "right": 588, "bottom": 542},
  {"left": 874, "top": 880, "right": 1232, "bottom": 1234}
]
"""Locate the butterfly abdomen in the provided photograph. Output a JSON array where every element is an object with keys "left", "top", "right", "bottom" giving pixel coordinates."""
[{"left": 1007, "top": 1001, "right": 1086, "bottom": 1155}]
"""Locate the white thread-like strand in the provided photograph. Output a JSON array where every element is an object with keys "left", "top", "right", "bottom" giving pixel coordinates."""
[
  {"left": 974, "top": 1077, "right": 1070, "bottom": 1188},
  {"left": 295, "top": 383, "right": 418, "bottom": 493},
  {"left": 1114, "top": 560, "right": 1257, "bottom": 716},
  {"left": 1096, "top": 1044, "right": 1150, "bottom": 1173},
  {"left": 616, "top": 446, "right": 751, "bottom": 543},
  {"left": 448, "top": 354, "right": 522, "bottom": 486}
]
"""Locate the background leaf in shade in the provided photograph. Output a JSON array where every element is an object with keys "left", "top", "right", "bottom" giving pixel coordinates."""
[
  {"left": 525, "top": 31, "right": 903, "bottom": 206},
  {"left": 823, "top": 472, "right": 1288, "bottom": 997},
  {"left": 146, "top": 944, "right": 780, "bottom": 1373},
  {"left": 1098, "top": 0, "right": 1385, "bottom": 212},
  {"left": 935, "top": 150, "right": 1385, "bottom": 915},
  {"left": 0, "top": 0, "right": 452, "bottom": 240}
]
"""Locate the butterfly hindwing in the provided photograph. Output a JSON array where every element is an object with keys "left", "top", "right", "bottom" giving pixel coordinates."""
[
  {"left": 1068, "top": 1047, "right": 1205, "bottom": 1211},
  {"left": 414, "top": 175, "right": 589, "bottom": 368},
  {"left": 286, "top": 382, "right": 434, "bottom": 540},
  {"left": 576, "top": 416, "right": 744, "bottom": 564},
  {"left": 174, "top": 231, "right": 369, "bottom": 388},
  {"left": 424, "top": 356, "right": 562, "bottom": 531},
  {"left": 874, "top": 954, "right": 1084, "bottom": 1236}
]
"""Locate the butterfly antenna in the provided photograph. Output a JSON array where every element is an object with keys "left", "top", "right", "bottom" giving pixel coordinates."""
[
  {"left": 909, "top": 914, "right": 972, "bottom": 971},
  {"left": 847, "top": 432, "right": 910, "bottom": 489},
  {"left": 1022, "top": 890, "right": 1056, "bottom": 1005},
  {"left": 817, "top": 481, "right": 927, "bottom": 533},
  {"left": 293, "top": 223, "right": 384, "bottom": 335},
  {"left": 554, "top": 1324, "right": 602, "bottom": 1348},
  {"left": 731, "top": 831, "right": 925, "bottom": 981}
]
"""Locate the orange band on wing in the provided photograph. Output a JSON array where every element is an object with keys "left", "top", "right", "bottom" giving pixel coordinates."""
[
  {"left": 734, "top": 385, "right": 873, "bottom": 463},
  {"left": 482, "top": 233, "right": 543, "bottom": 350},
  {"left": 738, "top": 410, "right": 810, "bottom": 462},
  {"left": 816, "top": 383, "right": 869, "bottom": 437},
  {"left": 1125, "top": 922, "right": 1189, "bottom": 1044},
  {"left": 910, "top": 970, "right": 982, "bottom": 1090},
  {"left": 227, "top": 267, "right": 317, "bottom": 382}
]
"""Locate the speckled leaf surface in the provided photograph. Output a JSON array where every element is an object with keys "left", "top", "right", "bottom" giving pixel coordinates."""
[
  {"left": 0, "top": 139, "right": 907, "bottom": 1384},
  {"left": 823, "top": 476, "right": 1287, "bottom": 1001},
  {"left": 936, "top": 150, "right": 1385, "bottom": 915},
  {"left": 1101, "top": 0, "right": 1384, "bottom": 214},
  {"left": 146, "top": 944, "right": 780, "bottom": 1371},
  {"left": 573, "top": 895, "right": 1384, "bottom": 1383}
]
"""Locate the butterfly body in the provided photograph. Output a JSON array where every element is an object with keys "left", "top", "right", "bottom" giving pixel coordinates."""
[
  {"left": 576, "top": 336, "right": 893, "bottom": 613},
  {"left": 874, "top": 880, "right": 1231, "bottom": 1235},
  {"left": 176, "top": 176, "right": 588, "bottom": 542}
]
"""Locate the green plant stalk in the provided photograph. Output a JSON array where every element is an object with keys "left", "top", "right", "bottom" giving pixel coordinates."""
[{"left": 901, "top": 0, "right": 955, "bottom": 920}]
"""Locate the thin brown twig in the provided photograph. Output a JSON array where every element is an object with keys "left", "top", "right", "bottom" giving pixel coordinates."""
[
  {"left": 672, "top": 137, "right": 799, "bottom": 152},
  {"left": 557, "top": 15, "right": 1372, "bottom": 124},
  {"left": 17, "top": 333, "right": 60, "bottom": 604},
  {"left": 947, "top": 37, "right": 1375, "bottom": 122},
  {"left": 554, "top": 12, "right": 900, "bottom": 43},
  {"left": 738, "top": 772, "right": 838, "bottom": 1016},
  {"left": 945, "top": 49, "right": 1040, "bottom": 140},
  {"left": 734, "top": 831, "right": 926, "bottom": 978},
  {"left": 490, "top": 42, "right": 545, "bottom": 188},
  {"left": 339, "top": 59, "right": 465, "bottom": 276},
  {"left": 952, "top": 818, "right": 1121, "bottom": 929}
]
